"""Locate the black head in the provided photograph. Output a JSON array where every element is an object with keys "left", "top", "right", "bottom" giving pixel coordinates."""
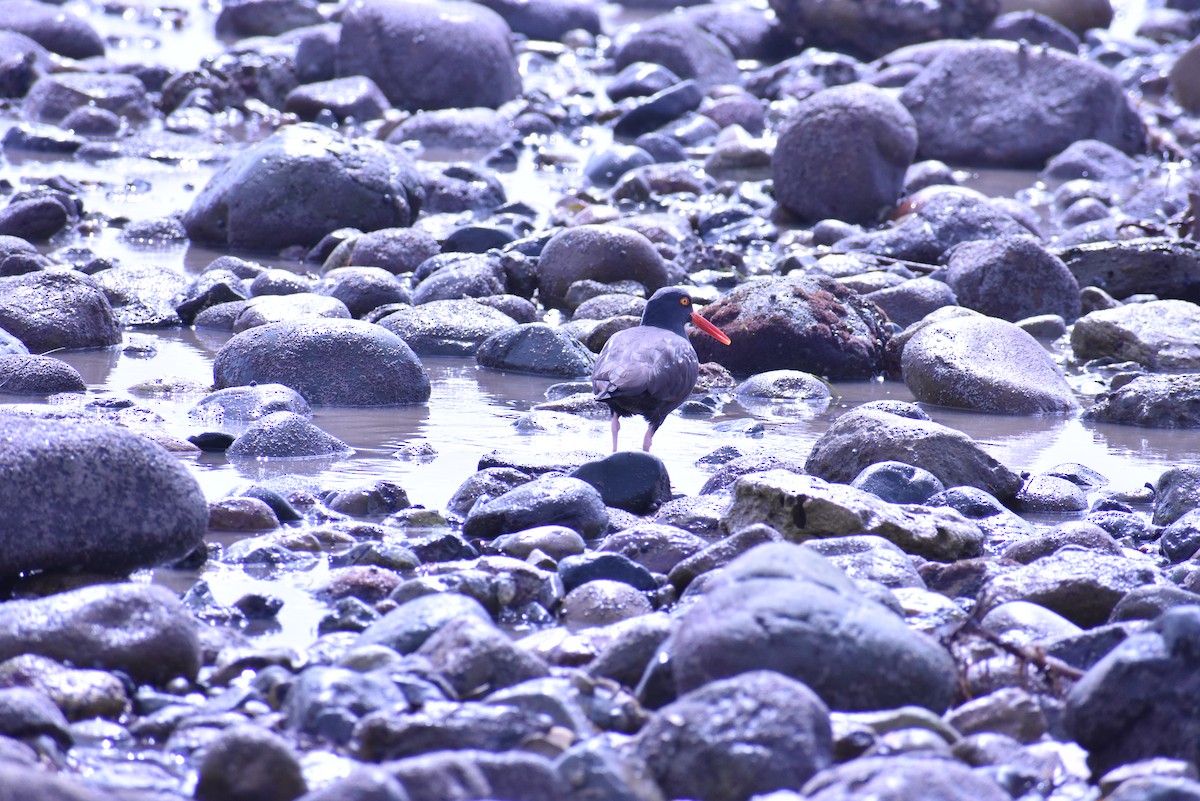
[
  {"left": 640, "top": 287, "right": 696, "bottom": 335},
  {"left": 641, "top": 286, "right": 731, "bottom": 345}
]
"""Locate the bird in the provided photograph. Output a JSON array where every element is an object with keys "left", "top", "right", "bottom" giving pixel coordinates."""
[{"left": 591, "top": 286, "right": 731, "bottom": 452}]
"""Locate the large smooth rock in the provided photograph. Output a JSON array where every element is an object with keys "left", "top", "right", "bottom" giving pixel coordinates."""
[
  {"left": 1066, "top": 605, "right": 1200, "bottom": 775},
  {"left": 901, "top": 314, "right": 1079, "bottom": 414},
  {"left": 0, "top": 583, "right": 201, "bottom": 684},
  {"left": 690, "top": 275, "right": 891, "bottom": 379},
  {"left": 336, "top": 0, "right": 521, "bottom": 111},
  {"left": 189, "top": 383, "right": 312, "bottom": 428},
  {"left": 1071, "top": 300, "right": 1200, "bottom": 370},
  {"left": 535, "top": 225, "right": 669, "bottom": 311},
  {"left": 0, "top": 417, "right": 207, "bottom": 577},
  {"left": 462, "top": 474, "right": 608, "bottom": 539},
  {"left": 378, "top": 299, "right": 517, "bottom": 357},
  {"left": 234, "top": 293, "right": 352, "bottom": 332},
  {"left": 1, "top": 0, "right": 104, "bottom": 59},
  {"left": 0, "top": 354, "right": 85, "bottom": 394},
  {"left": 666, "top": 543, "right": 959, "bottom": 712},
  {"left": 475, "top": 323, "right": 595, "bottom": 377},
  {"left": 611, "top": 15, "right": 740, "bottom": 89},
  {"left": 772, "top": 83, "right": 916, "bottom": 224},
  {"left": 213, "top": 319, "right": 430, "bottom": 406},
  {"left": 634, "top": 670, "right": 832, "bottom": 801},
  {"left": 943, "top": 235, "right": 1081, "bottom": 322},
  {"left": 183, "top": 124, "right": 423, "bottom": 250},
  {"left": 1084, "top": 374, "right": 1200, "bottom": 428},
  {"left": 806, "top": 406, "right": 1025, "bottom": 501},
  {"left": 898, "top": 40, "right": 1144, "bottom": 167},
  {"left": 769, "top": 0, "right": 999, "bottom": 59},
  {"left": 721, "top": 470, "right": 985, "bottom": 561},
  {"left": 0, "top": 271, "right": 120, "bottom": 353},
  {"left": 571, "top": 451, "right": 673, "bottom": 515}
]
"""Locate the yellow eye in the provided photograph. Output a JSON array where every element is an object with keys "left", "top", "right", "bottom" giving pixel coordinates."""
[{"left": 680, "top": 297, "right": 690, "bottom": 306}]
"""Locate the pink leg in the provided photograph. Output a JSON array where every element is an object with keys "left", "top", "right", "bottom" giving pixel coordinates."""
[
  {"left": 642, "top": 425, "right": 654, "bottom": 452},
  {"left": 610, "top": 414, "right": 621, "bottom": 452}
]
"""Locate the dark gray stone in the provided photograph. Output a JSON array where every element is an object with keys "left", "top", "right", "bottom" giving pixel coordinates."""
[
  {"left": 0, "top": 583, "right": 201, "bottom": 684},
  {"left": 803, "top": 755, "right": 1010, "bottom": 801},
  {"left": 464, "top": 475, "right": 608, "bottom": 540},
  {"left": 570, "top": 451, "right": 672, "bottom": 515},
  {"left": 356, "top": 592, "right": 491, "bottom": 654},
  {"left": 336, "top": 0, "right": 520, "bottom": 111},
  {"left": 227, "top": 412, "right": 353, "bottom": 459},
  {"left": 851, "top": 460, "right": 944, "bottom": 505},
  {"left": 183, "top": 124, "right": 423, "bottom": 250},
  {"left": 195, "top": 724, "right": 307, "bottom": 801},
  {"left": 667, "top": 542, "right": 958, "bottom": 712},
  {"left": 536, "top": 225, "right": 669, "bottom": 311},
  {"left": 0, "top": 271, "right": 120, "bottom": 353},
  {"left": 635, "top": 670, "right": 832, "bottom": 801},
  {"left": 284, "top": 75, "right": 389, "bottom": 122},
  {"left": 0, "top": 354, "right": 85, "bottom": 394},
  {"left": 476, "top": 323, "right": 595, "bottom": 377},
  {"left": 612, "top": 16, "right": 739, "bottom": 89},
  {"left": 379, "top": 299, "right": 516, "bottom": 358},
  {"left": 772, "top": 83, "right": 916, "bottom": 224},
  {"left": 691, "top": 274, "right": 891, "bottom": 380},
  {"left": 943, "top": 235, "right": 1081, "bottom": 322},
  {"left": 189, "top": 383, "right": 312, "bottom": 428}
]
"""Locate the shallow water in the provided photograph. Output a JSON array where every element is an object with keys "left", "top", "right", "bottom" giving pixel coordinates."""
[{"left": 1, "top": 0, "right": 1192, "bottom": 653}]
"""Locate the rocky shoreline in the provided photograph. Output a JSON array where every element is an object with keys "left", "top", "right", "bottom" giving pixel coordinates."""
[{"left": 3, "top": 0, "right": 1200, "bottom": 799}]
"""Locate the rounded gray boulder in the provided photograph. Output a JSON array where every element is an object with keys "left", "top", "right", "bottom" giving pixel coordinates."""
[
  {"left": 943, "top": 235, "right": 1081, "bottom": 322},
  {"left": 213, "top": 319, "right": 430, "bottom": 406},
  {"left": 667, "top": 543, "right": 959, "bottom": 712},
  {"left": 772, "top": 83, "right": 917, "bottom": 224},
  {"left": 634, "top": 670, "right": 833, "bottom": 801},
  {"left": 901, "top": 314, "right": 1078, "bottom": 414},
  {"left": 0, "top": 417, "right": 208, "bottom": 577},
  {"left": 0, "top": 271, "right": 120, "bottom": 353},
  {"left": 183, "top": 124, "right": 423, "bottom": 250},
  {"left": 0, "top": 354, "right": 85, "bottom": 394},
  {"left": 536, "top": 225, "right": 669, "bottom": 311},
  {"left": 336, "top": 0, "right": 521, "bottom": 111}
]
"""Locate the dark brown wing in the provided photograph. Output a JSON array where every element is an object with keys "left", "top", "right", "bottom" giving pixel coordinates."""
[{"left": 592, "top": 326, "right": 699, "bottom": 425}]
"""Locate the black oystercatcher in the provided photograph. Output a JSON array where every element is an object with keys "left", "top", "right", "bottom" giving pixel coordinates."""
[{"left": 592, "top": 287, "right": 731, "bottom": 452}]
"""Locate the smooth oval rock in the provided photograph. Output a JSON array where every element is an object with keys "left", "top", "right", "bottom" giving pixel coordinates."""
[
  {"left": 227, "top": 411, "right": 353, "bottom": 459},
  {"left": 943, "top": 235, "right": 1081, "bottom": 322},
  {"left": 336, "top": 0, "right": 521, "bottom": 111},
  {"left": 0, "top": 417, "right": 207, "bottom": 577},
  {"left": 463, "top": 474, "right": 608, "bottom": 540},
  {"left": 0, "top": 354, "right": 85, "bottom": 395},
  {"left": 476, "top": 323, "right": 595, "bottom": 377},
  {"left": 0, "top": 271, "right": 120, "bottom": 353},
  {"left": 536, "top": 226, "right": 669, "bottom": 312},
  {"left": 901, "top": 314, "right": 1078, "bottom": 414},
  {"left": 183, "top": 124, "right": 423, "bottom": 250},
  {"left": 212, "top": 319, "right": 431, "bottom": 406}
]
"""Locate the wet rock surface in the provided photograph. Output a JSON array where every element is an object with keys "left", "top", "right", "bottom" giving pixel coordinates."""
[{"left": 1, "top": 0, "right": 1200, "bottom": 797}]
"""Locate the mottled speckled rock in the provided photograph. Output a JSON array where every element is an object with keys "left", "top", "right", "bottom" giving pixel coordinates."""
[
  {"left": 690, "top": 275, "right": 891, "bottom": 379},
  {"left": 0, "top": 271, "right": 120, "bottom": 353},
  {"left": 943, "top": 235, "right": 1081, "bottom": 322},
  {"left": 721, "top": 470, "right": 984, "bottom": 561},
  {"left": 634, "top": 670, "right": 833, "bottom": 801},
  {"left": 772, "top": 83, "right": 916, "bottom": 224},
  {"left": 0, "top": 354, "right": 85, "bottom": 394},
  {"left": 0, "top": 583, "right": 201, "bottom": 684},
  {"left": 213, "top": 319, "right": 430, "bottom": 406},
  {"left": 227, "top": 412, "right": 353, "bottom": 459},
  {"left": 1071, "top": 300, "right": 1200, "bottom": 371},
  {"left": 901, "top": 314, "right": 1078, "bottom": 414},
  {"left": 0, "top": 417, "right": 207, "bottom": 577},
  {"left": 1056, "top": 238, "right": 1200, "bottom": 303},
  {"left": 463, "top": 474, "right": 608, "bottom": 539},
  {"left": 898, "top": 40, "right": 1144, "bottom": 167},
  {"left": 1085, "top": 374, "right": 1200, "bottom": 428},
  {"left": 195, "top": 724, "right": 308, "bottom": 801}
]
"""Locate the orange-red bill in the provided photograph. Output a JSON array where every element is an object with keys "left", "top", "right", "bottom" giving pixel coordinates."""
[{"left": 690, "top": 311, "right": 731, "bottom": 346}]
